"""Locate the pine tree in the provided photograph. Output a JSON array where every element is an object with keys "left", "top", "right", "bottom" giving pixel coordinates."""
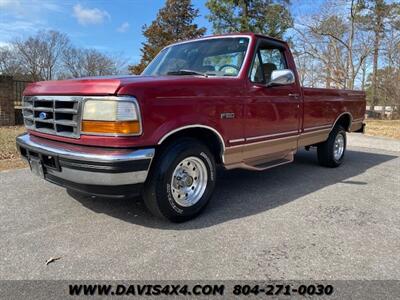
[
  {"left": 129, "top": 0, "right": 206, "bottom": 74},
  {"left": 205, "top": 0, "right": 293, "bottom": 39},
  {"left": 361, "top": 0, "right": 399, "bottom": 108}
]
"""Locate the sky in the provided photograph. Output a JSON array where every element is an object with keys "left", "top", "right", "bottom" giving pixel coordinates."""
[{"left": 0, "top": 0, "right": 321, "bottom": 66}]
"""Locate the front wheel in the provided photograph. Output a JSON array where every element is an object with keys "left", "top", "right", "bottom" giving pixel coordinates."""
[
  {"left": 143, "top": 138, "right": 216, "bottom": 222},
  {"left": 317, "top": 126, "right": 346, "bottom": 167}
]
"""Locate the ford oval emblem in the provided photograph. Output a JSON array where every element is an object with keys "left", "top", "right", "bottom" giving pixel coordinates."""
[{"left": 39, "top": 112, "right": 47, "bottom": 120}]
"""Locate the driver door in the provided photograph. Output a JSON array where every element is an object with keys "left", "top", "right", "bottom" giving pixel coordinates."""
[{"left": 243, "top": 40, "right": 301, "bottom": 162}]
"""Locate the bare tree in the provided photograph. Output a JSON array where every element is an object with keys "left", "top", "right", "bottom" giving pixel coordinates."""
[
  {"left": 360, "top": 58, "right": 368, "bottom": 90},
  {"left": 42, "top": 31, "right": 70, "bottom": 80},
  {"left": 62, "top": 47, "right": 122, "bottom": 78},
  {"left": 294, "top": 16, "right": 348, "bottom": 88},
  {"left": 13, "top": 30, "right": 70, "bottom": 81},
  {"left": 294, "top": 0, "right": 373, "bottom": 89},
  {"left": 0, "top": 45, "right": 23, "bottom": 77},
  {"left": 0, "top": 30, "right": 126, "bottom": 81},
  {"left": 292, "top": 47, "right": 323, "bottom": 87}
]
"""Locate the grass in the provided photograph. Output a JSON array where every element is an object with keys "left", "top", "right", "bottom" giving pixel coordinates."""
[
  {"left": 0, "top": 159, "right": 27, "bottom": 171},
  {"left": 365, "top": 119, "right": 400, "bottom": 140},
  {"left": 0, "top": 126, "right": 27, "bottom": 171},
  {"left": 0, "top": 120, "right": 399, "bottom": 171}
]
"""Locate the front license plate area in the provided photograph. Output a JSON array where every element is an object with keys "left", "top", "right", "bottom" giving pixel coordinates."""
[{"left": 29, "top": 157, "right": 45, "bottom": 179}]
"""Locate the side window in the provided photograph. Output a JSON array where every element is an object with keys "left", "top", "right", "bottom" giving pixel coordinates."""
[
  {"left": 250, "top": 47, "right": 287, "bottom": 83},
  {"left": 259, "top": 48, "right": 287, "bottom": 82},
  {"left": 260, "top": 49, "right": 286, "bottom": 69},
  {"left": 250, "top": 53, "right": 263, "bottom": 83}
]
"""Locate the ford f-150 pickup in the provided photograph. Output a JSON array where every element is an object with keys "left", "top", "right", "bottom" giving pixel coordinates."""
[{"left": 16, "top": 33, "right": 366, "bottom": 222}]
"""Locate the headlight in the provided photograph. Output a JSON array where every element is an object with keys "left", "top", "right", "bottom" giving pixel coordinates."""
[{"left": 81, "top": 97, "right": 142, "bottom": 136}]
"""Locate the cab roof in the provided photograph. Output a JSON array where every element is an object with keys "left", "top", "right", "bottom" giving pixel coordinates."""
[{"left": 167, "top": 32, "right": 287, "bottom": 48}]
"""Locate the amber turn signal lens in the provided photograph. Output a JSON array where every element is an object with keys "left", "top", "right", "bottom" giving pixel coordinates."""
[{"left": 82, "top": 120, "right": 140, "bottom": 135}]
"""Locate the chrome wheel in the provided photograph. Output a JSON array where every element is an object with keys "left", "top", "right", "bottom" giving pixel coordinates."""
[
  {"left": 334, "top": 133, "right": 345, "bottom": 160},
  {"left": 171, "top": 156, "right": 208, "bottom": 207}
]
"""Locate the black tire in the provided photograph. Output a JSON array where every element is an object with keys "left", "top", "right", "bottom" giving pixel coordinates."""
[
  {"left": 317, "top": 125, "right": 347, "bottom": 168},
  {"left": 143, "top": 138, "right": 216, "bottom": 222}
]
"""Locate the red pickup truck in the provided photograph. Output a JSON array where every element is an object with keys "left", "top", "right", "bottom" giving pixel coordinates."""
[{"left": 17, "top": 33, "right": 365, "bottom": 222}]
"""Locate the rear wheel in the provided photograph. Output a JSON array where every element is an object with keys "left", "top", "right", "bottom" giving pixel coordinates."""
[
  {"left": 317, "top": 126, "right": 346, "bottom": 167},
  {"left": 143, "top": 138, "right": 216, "bottom": 222}
]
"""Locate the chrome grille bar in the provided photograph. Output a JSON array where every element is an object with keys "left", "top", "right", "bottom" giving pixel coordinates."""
[{"left": 22, "top": 96, "right": 82, "bottom": 138}]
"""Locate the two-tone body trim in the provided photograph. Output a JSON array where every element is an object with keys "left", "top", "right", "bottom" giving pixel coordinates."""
[
  {"left": 229, "top": 138, "right": 246, "bottom": 143},
  {"left": 245, "top": 130, "right": 299, "bottom": 142},
  {"left": 224, "top": 112, "right": 358, "bottom": 168},
  {"left": 159, "top": 111, "right": 359, "bottom": 170},
  {"left": 303, "top": 124, "right": 332, "bottom": 132}
]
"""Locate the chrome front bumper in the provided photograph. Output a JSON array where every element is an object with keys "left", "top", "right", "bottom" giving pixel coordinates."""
[{"left": 16, "top": 133, "right": 155, "bottom": 196}]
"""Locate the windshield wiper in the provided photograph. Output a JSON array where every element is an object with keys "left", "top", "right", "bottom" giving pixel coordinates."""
[{"left": 167, "top": 69, "right": 208, "bottom": 77}]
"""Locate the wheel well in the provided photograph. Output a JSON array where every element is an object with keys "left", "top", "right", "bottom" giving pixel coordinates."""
[
  {"left": 157, "top": 128, "right": 224, "bottom": 164},
  {"left": 334, "top": 113, "right": 352, "bottom": 131}
]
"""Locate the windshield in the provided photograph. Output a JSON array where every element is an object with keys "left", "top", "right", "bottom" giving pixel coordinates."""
[{"left": 142, "top": 37, "right": 250, "bottom": 77}]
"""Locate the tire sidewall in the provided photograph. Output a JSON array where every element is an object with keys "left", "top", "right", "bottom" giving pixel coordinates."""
[{"left": 155, "top": 140, "right": 216, "bottom": 221}]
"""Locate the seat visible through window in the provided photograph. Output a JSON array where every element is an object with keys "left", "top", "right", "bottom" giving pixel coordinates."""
[
  {"left": 262, "top": 63, "right": 277, "bottom": 82},
  {"left": 250, "top": 46, "right": 287, "bottom": 83}
]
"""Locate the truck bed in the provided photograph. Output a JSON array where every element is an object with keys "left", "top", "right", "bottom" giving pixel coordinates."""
[{"left": 302, "top": 87, "right": 366, "bottom": 132}]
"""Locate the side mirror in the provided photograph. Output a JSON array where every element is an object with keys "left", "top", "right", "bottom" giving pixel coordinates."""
[{"left": 267, "top": 69, "right": 295, "bottom": 86}]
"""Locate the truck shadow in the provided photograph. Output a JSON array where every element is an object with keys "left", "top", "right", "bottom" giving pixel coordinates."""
[{"left": 67, "top": 149, "right": 398, "bottom": 229}]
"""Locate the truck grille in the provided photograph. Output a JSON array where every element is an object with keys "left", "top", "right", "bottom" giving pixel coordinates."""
[{"left": 22, "top": 96, "right": 82, "bottom": 138}]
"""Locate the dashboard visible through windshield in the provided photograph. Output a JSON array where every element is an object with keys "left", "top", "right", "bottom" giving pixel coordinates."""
[{"left": 142, "top": 37, "right": 250, "bottom": 77}]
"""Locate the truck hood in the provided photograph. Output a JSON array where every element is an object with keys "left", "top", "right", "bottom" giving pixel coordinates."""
[{"left": 23, "top": 75, "right": 209, "bottom": 96}]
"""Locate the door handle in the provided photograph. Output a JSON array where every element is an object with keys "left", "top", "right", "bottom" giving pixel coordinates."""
[{"left": 288, "top": 93, "right": 300, "bottom": 98}]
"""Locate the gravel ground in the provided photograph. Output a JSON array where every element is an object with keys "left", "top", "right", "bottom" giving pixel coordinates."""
[{"left": 0, "top": 134, "right": 399, "bottom": 280}]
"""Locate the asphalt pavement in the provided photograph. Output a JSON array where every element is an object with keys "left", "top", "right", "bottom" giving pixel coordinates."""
[{"left": 0, "top": 134, "right": 399, "bottom": 280}]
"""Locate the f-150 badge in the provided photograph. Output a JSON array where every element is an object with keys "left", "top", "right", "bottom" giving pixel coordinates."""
[{"left": 221, "top": 112, "right": 235, "bottom": 119}]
